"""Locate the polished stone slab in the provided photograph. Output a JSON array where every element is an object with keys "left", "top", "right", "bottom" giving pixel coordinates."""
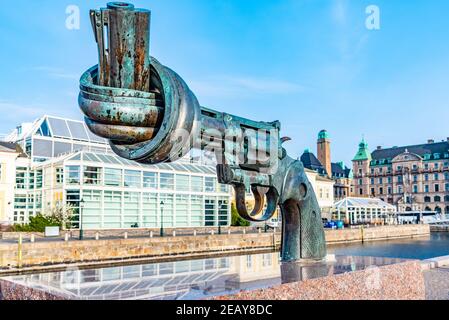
[{"left": 0, "top": 253, "right": 424, "bottom": 300}]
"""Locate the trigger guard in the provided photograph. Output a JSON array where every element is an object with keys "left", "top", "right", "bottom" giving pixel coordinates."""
[{"left": 234, "top": 185, "right": 279, "bottom": 222}]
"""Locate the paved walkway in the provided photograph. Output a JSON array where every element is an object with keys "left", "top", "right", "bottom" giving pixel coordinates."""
[{"left": 424, "top": 267, "right": 449, "bottom": 300}]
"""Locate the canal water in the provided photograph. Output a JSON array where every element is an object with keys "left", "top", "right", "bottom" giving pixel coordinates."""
[
  {"left": 328, "top": 232, "right": 449, "bottom": 260},
  {"left": 2, "top": 233, "right": 449, "bottom": 300}
]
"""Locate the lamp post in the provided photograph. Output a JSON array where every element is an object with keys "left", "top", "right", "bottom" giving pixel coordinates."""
[
  {"left": 79, "top": 198, "right": 85, "bottom": 240},
  {"left": 160, "top": 200, "right": 164, "bottom": 237}
]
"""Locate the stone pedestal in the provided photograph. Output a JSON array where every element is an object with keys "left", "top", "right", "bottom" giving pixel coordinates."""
[{"left": 0, "top": 255, "right": 425, "bottom": 300}]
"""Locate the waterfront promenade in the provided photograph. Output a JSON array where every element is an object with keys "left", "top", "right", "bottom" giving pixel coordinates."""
[{"left": 0, "top": 225, "right": 429, "bottom": 275}]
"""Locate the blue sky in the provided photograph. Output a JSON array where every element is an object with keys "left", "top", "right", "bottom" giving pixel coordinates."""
[{"left": 1, "top": 0, "right": 449, "bottom": 166}]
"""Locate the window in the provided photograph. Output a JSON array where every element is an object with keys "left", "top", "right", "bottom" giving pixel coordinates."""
[
  {"left": 143, "top": 172, "right": 157, "bottom": 189},
  {"left": 379, "top": 178, "right": 383, "bottom": 184},
  {"left": 446, "top": 183, "right": 449, "bottom": 192},
  {"left": 425, "top": 174, "right": 429, "bottom": 181},
  {"left": 82, "top": 190, "right": 102, "bottom": 229},
  {"left": 371, "top": 188, "right": 375, "bottom": 196},
  {"left": 191, "top": 176, "right": 203, "bottom": 192},
  {"left": 413, "top": 185, "right": 418, "bottom": 193},
  {"left": 205, "top": 177, "right": 216, "bottom": 192},
  {"left": 413, "top": 175, "right": 418, "bottom": 182},
  {"left": 124, "top": 192, "right": 140, "bottom": 228},
  {"left": 104, "top": 191, "right": 122, "bottom": 229},
  {"left": 160, "top": 173, "right": 174, "bottom": 190},
  {"left": 445, "top": 173, "right": 449, "bottom": 181},
  {"left": 246, "top": 255, "right": 252, "bottom": 269},
  {"left": 397, "top": 176, "right": 403, "bottom": 184},
  {"left": 413, "top": 164, "right": 418, "bottom": 170},
  {"left": 398, "top": 186, "right": 403, "bottom": 194},
  {"left": 379, "top": 187, "right": 384, "bottom": 195},
  {"left": 191, "top": 195, "right": 203, "bottom": 226},
  {"left": 66, "top": 166, "right": 80, "bottom": 185},
  {"left": 435, "top": 184, "right": 440, "bottom": 192},
  {"left": 36, "top": 170, "right": 43, "bottom": 188},
  {"left": 219, "top": 184, "right": 229, "bottom": 193},
  {"left": 358, "top": 179, "right": 362, "bottom": 185},
  {"left": 371, "top": 168, "right": 374, "bottom": 175},
  {"left": 370, "top": 178, "right": 374, "bottom": 185},
  {"left": 205, "top": 198, "right": 216, "bottom": 226},
  {"left": 15, "top": 167, "right": 27, "bottom": 189},
  {"left": 424, "top": 196, "right": 431, "bottom": 203},
  {"left": 424, "top": 163, "right": 429, "bottom": 169},
  {"left": 435, "top": 196, "right": 442, "bottom": 202},
  {"left": 359, "top": 188, "right": 363, "bottom": 195},
  {"left": 435, "top": 163, "right": 440, "bottom": 169},
  {"left": 105, "top": 168, "right": 122, "bottom": 186},
  {"left": 84, "top": 166, "right": 101, "bottom": 185},
  {"left": 124, "top": 170, "right": 141, "bottom": 188},
  {"left": 176, "top": 174, "right": 190, "bottom": 192},
  {"left": 388, "top": 187, "right": 392, "bottom": 195},
  {"left": 425, "top": 185, "right": 430, "bottom": 193},
  {"left": 56, "top": 168, "right": 64, "bottom": 184},
  {"left": 388, "top": 177, "right": 392, "bottom": 184},
  {"left": 142, "top": 192, "right": 157, "bottom": 228},
  {"left": 434, "top": 173, "right": 439, "bottom": 181},
  {"left": 66, "top": 190, "right": 80, "bottom": 228}
]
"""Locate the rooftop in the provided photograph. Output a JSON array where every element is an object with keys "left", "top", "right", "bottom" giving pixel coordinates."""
[
  {"left": 371, "top": 141, "right": 449, "bottom": 161},
  {"left": 5, "top": 115, "right": 107, "bottom": 145},
  {"left": 334, "top": 197, "right": 396, "bottom": 210},
  {"left": 41, "top": 150, "right": 218, "bottom": 175}
]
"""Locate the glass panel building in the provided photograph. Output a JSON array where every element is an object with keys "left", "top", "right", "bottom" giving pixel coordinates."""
[
  {"left": 10, "top": 151, "right": 230, "bottom": 229},
  {"left": 3, "top": 115, "right": 231, "bottom": 229}
]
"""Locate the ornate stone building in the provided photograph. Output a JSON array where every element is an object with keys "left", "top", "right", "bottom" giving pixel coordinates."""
[{"left": 352, "top": 138, "right": 449, "bottom": 214}]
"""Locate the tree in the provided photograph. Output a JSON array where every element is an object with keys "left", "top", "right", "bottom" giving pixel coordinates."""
[
  {"left": 231, "top": 203, "right": 250, "bottom": 227},
  {"left": 12, "top": 203, "right": 75, "bottom": 232}
]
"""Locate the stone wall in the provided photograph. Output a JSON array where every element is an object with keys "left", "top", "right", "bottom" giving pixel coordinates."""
[
  {"left": 0, "top": 233, "right": 280, "bottom": 269},
  {"left": 214, "top": 261, "right": 425, "bottom": 300},
  {"left": 0, "top": 225, "right": 430, "bottom": 271},
  {"left": 325, "top": 224, "right": 430, "bottom": 244}
]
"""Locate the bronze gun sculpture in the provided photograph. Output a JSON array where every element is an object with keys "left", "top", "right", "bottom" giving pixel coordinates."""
[{"left": 79, "top": 2, "right": 326, "bottom": 262}]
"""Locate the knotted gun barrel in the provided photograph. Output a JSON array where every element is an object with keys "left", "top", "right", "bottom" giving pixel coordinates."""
[{"left": 79, "top": 2, "right": 327, "bottom": 262}]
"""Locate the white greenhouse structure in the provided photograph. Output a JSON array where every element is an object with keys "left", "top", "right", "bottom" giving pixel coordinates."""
[{"left": 333, "top": 197, "right": 397, "bottom": 225}]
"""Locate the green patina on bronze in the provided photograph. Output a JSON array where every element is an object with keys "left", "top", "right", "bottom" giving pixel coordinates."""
[{"left": 79, "top": 2, "right": 326, "bottom": 262}]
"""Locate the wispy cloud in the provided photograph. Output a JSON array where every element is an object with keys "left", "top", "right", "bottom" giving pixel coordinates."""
[
  {"left": 331, "top": 0, "right": 348, "bottom": 26},
  {"left": 31, "top": 66, "right": 79, "bottom": 80},
  {"left": 189, "top": 75, "right": 306, "bottom": 99},
  {"left": 0, "top": 100, "right": 48, "bottom": 118}
]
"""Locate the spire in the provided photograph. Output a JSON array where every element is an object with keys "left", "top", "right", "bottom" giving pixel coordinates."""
[
  {"left": 353, "top": 136, "right": 371, "bottom": 161},
  {"left": 318, "top": 130, "right": 330, "bottom": 140}
]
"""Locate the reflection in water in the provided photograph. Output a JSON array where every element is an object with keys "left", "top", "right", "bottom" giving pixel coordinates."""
[
  {"left": 329, "top": 233, "right": 449, "bottom": 260},
  {"left": 4, "top": 253, "right": 404, "bottom": 300}
]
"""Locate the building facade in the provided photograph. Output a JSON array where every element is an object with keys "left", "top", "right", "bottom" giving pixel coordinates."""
[
  {"left": 304, "top": 168, "right": 335, "bottom": 219},
  {"left": 1, "top": 115, "right": 232, "bottom": 229},
  {"left": 352, "top": 138, "right": 449, "bottom": 214},
  {"left": 0, "top": 142, "right": 28, "bottom": 225},
  {"left": 301, "top": 130, "right": 353, "bottom": 202}
]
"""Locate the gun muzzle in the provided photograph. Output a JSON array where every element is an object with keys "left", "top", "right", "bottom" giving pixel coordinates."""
[{"left": 80, "top": 2, "right": 201, "bottom": 164}]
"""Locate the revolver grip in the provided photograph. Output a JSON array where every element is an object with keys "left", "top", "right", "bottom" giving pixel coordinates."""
[{"left": 280, "top": 159, "right": 327, "bottom": 261}]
